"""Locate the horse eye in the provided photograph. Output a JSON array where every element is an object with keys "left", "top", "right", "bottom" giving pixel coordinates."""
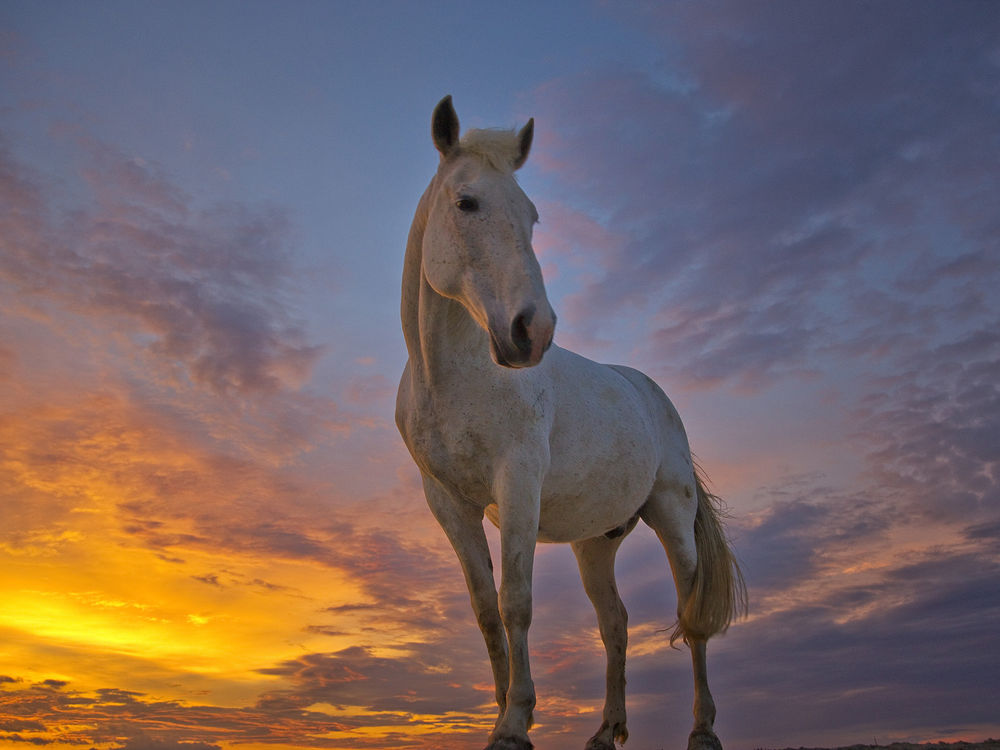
[{"left": 456, "top": 197, "right": 479, "bottom": 212}]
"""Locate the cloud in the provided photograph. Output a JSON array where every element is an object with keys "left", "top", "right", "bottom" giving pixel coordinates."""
[
  {"left": 712, "top": 546, "right": 1000, "bottom": 746},
  {"left": 116, "top": 740, "right": 222, "bottom": 750},
  {"left": 4, "top": 4, "right": 1000, "bottom": 748},
  {"left": 0, "top": 138, "right": 322, "bottom": 397},
  {"left": 525, "top": 3, "right": 1000, "bottom": 397},
  {"left": 0, "top": 125, "right": 460, "bottom": 748},
  {"left": 256, "top": 644, "right": 493, "bottom": 716},
  {"left": 852, "top": 329, "right": 1000, "bottom": 525},
  {"left": 0, "top": 126, "right": 355, "bottom": 562},
  {"left": 511, "top": 6, "right": 1000, "bottom": 744},
  {"left": 0, "top": 677, "right": 348, "bottom": 749}
]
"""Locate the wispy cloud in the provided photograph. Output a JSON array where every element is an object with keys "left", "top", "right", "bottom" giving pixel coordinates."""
[
  {"left": 527, "top": 2, "right": 1000, "bottom": 397},
  {"left": 1, "top": 139, "right": 321, "bottom": 397}
]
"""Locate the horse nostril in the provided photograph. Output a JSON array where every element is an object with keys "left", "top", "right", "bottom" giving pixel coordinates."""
[{"left": 511, "top": 308, "right": 534, "bottom": 355}]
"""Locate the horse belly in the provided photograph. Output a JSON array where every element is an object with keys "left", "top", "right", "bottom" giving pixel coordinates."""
[
  {"left": 534, "top": 439, "right": 658, "bottom": 543},
  {"left": 533, "top": 361, "right": 665, "bottom": 542}
]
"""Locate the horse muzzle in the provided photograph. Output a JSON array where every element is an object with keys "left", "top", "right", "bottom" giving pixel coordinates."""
[{"left": 489, "top": 304, "right": 556, "bottom": 369}]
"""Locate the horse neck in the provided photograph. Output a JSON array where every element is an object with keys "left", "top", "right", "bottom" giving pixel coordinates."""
[{"left": 401, "top": 180, "right": 492, "bottom": 386}]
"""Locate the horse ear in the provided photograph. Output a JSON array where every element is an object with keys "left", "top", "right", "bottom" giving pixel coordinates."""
[
  {"left": 513, "top": 117, "right": 534, "bottom": 170},
  {"left": 432, "top": 95, "right": 460, "bottom": 158}
]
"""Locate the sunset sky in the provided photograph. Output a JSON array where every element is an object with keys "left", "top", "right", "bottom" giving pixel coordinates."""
[{"left": 2, "top": 2, "right": 999, "bottom": 749}]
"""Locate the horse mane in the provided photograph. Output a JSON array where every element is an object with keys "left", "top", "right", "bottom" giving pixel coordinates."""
[{"left": 458, "top": 128, "right": 523, "bottom": 172}]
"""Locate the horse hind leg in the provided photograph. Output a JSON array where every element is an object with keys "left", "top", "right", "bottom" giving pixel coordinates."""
[
  {"left": 571, "top": 528, "right": 633, "bottom": 750},
  {"left": 639, "top": 471, "right": 746, "bottom": 750}
]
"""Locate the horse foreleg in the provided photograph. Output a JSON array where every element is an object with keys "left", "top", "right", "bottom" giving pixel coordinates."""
[
  {"left": 487, "top": 473, "right": 541, "bottom": 750},
  {"left": 572, "top": 535, "right": 629, "bottom": 750},
  {"left": 422, "top": 475, "right": 510, "bottom": 721}
]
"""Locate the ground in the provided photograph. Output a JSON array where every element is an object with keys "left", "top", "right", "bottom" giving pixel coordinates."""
[{"left": 762, "top": 741, "right": 1000, "bottom": 750}]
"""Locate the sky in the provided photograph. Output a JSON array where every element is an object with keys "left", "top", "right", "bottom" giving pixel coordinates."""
[{"left": 1, "top": 1, "right": 999, "bottom": 749}]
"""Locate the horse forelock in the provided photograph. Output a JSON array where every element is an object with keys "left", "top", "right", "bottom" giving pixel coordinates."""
[{"left": 454, "top": 128, "right": 523, "bottom": 173}]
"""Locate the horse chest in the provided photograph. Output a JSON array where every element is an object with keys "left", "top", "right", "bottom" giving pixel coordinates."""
[
  {"left": 411, "top": 416, "right": 492, "bottom": 492},
  {"left": 398, "top": 380, "right": 541, "bottom": 502}
]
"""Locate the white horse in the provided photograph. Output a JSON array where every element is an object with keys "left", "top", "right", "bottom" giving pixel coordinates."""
[{"left": 396, "top": 96, "right": 747, "bottom": 750}]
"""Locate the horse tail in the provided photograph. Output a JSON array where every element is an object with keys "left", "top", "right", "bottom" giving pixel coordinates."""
[{"left": 670, "top": 467, "right": 748, "bottom": 646}]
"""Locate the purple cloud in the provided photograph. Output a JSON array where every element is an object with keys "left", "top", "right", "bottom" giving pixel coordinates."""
[
  {"left": 0, "top": 138, "right": 322, "bottom": 397},
  {"left": 512, "top": 3, "right": 1000, "bottom": 744},
  {"left": 4, "top": 3, "right": 999, "bottom": 747},
  {"left": 526, "top": 2, "right": 999, "bottom": 398}
]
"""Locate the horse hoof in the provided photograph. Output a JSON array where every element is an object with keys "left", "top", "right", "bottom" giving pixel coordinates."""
[
  {"left": 687, "top": 728, "right": 723, "bottom": 750},
  {"left": 484, "top": 737, "right": 533, "bottom": 750},
  {"left": 584, "top": 738, "right": 616, "bottom": 750}
]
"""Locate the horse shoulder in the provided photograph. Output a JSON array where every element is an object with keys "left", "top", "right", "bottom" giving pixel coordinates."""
[{"left": 396, "top": 358, "right": 552, "bottom": 501}]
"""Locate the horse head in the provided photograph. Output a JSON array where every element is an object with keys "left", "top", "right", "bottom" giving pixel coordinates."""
[{"left": 421, "top": 95, "right": 556, "bottom": 368}]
